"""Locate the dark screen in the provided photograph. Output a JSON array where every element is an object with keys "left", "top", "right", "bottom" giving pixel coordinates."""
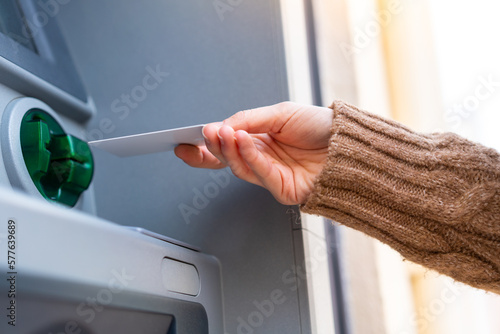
[
  {"left": 0, "top": 0, "right": 38, "bottom": 53},
  {"left": 21, "top": 297, "right": 175, "bottom": 334}
]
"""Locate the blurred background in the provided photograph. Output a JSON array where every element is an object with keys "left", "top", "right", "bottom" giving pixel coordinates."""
[{"left": 289, "top": 0, "right": 500, "bottom": 333}]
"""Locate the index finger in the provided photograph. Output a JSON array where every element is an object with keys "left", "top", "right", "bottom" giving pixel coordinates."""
[{"left": 223, "top": 102, "right": 296, "bottom": 134}]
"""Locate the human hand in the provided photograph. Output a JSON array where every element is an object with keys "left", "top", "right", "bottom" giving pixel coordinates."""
[{"left": 175, "top": 102, "right": 333, "bottom": 205}]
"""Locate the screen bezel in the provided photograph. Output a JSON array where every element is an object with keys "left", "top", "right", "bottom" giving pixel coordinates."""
[{"left": 0, "top": 0, "right": 90, "bottom": 119}]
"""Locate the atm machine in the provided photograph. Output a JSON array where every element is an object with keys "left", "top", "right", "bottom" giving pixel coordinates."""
[{"left": 0, "top": 1, "right": 343, "bottom": 333}]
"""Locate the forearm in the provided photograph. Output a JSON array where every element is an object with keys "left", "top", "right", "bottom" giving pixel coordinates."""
[{"left": 301, "top": 100, "right": 500, "bottom": 294}]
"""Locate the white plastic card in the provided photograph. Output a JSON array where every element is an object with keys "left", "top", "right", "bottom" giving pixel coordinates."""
[{"left": 88, "top": 124, "right": 205, "bottom": 157}]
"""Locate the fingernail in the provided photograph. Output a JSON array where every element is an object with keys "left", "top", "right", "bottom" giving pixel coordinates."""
[
  {"left": 202, "top": 127, "right": 210, "bottom": 145},
  {"left": 217, "top": 129, "right": 224, "bottom": 145}
]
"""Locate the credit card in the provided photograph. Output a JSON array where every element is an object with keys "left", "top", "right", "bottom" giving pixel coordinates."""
[{"left": 88, "top": 124, "right": 205, "bottom": 157}]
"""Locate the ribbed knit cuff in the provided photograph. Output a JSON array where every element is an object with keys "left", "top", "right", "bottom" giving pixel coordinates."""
[{"left": 301, "top": 100, "right": 500, "bottom": 294}]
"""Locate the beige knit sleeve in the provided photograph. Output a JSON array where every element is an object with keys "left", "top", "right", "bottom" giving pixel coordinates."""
[{"left": 301, "top": 100, "right": 500, "bottom": 294}]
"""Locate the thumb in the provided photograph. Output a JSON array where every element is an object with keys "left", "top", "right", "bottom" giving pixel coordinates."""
[{"left": 223, "top": 102, "right": 293, "bottom": 134}]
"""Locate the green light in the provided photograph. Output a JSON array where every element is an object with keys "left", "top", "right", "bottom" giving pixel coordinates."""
[{"left": 20, "top": 109, "right": 94, "bottom": 207}]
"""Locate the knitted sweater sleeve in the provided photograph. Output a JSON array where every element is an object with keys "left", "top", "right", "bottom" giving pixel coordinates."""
[{"left": 301, "top": 100, "right": 500, "bottom": 294}]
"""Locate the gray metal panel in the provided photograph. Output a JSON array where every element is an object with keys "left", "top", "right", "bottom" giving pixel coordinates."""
[
  {"left": 0, "top": 84, "right": 22, "bottom": 187},
  {"left": 57, "top": 1, "right": 305, "bottom": 333},
  {"left": 0, "top": 56, "right": 95, "bottom": 122},
  {"left": 292, "top": 229, "right": 313, "bottom": 334},
  {"left": 0, "top": 187, "right": 221, "bottom": 333}
]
